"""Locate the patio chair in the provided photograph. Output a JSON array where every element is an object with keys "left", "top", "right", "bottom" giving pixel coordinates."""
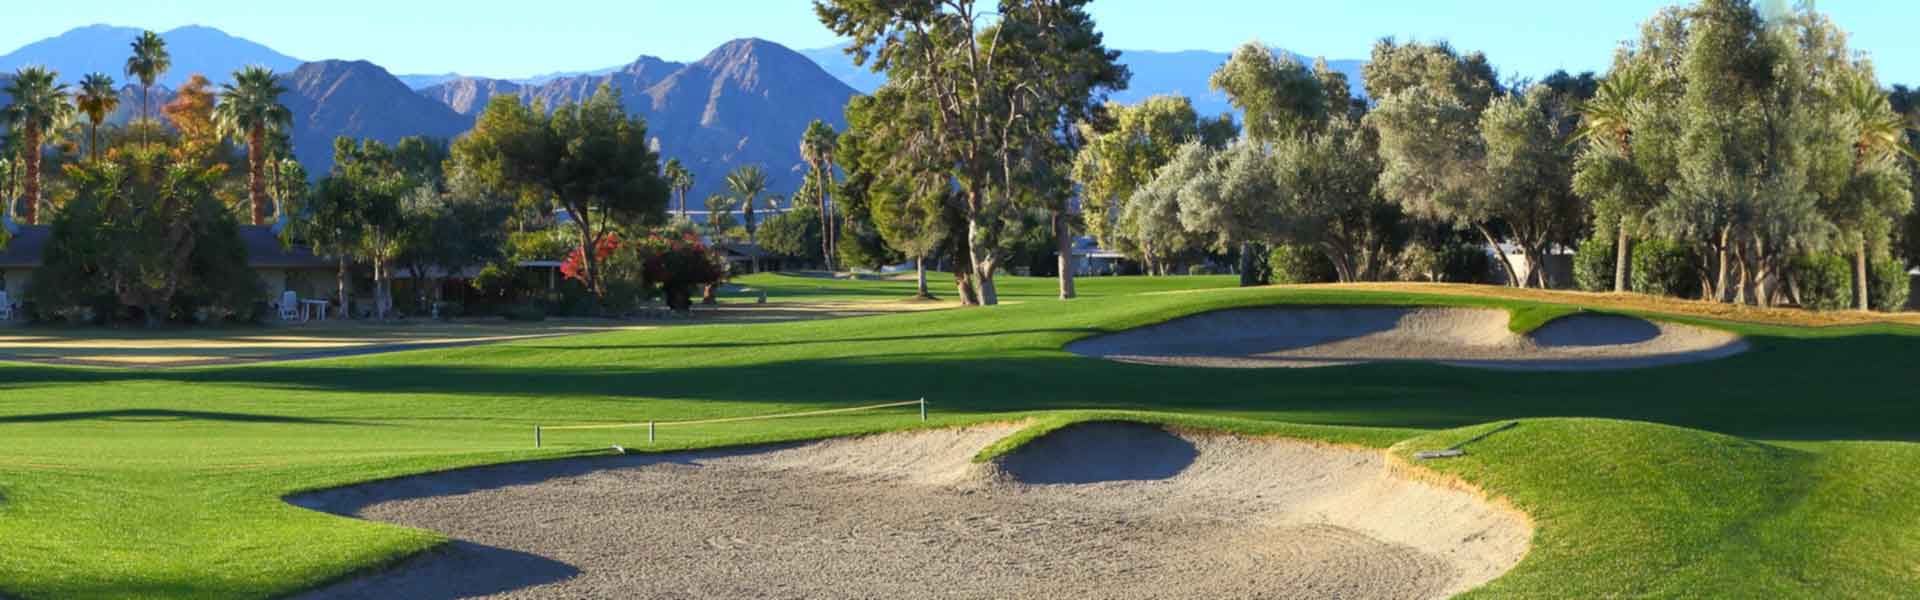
[{"left": 279, "top": 291, "right": 300, "bottom": 321}]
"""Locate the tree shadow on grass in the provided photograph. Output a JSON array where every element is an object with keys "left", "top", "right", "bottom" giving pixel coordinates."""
[
  {"left": 0, "top": 409, "right": 377, "bottom": 426},
  {"left": 0, "top": 333, "right": 1912, "bottom": 442}
]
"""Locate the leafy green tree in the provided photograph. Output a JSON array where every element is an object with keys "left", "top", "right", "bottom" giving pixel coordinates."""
[
  {"left": 1478, "top": 85, "right": 1586, "bottom": 288},
  {"left": 73, "top": 73, "right": 119, "bottom": 163},
  {"left": 759, "top": 205, "right": 823, "bottom": 264},
  {"left": 1125, "top": 142, "right": 1214, "bottom": 275},
  {"left": 317, "top": 139, "right": 409, "bottom": 318},
  {"left": 32, "top": 144, "right": 257, "bottom": 325},
  {"left": 1071, "top": 95, "right": 1235, "bottom": 262},
  {"left": 213, "top": 66, "right": 291, "bottom": 225},
  {"left": 1269, "top": 117, "right": 1397, "bottom": 282},
  {"left": 1209, "top": 42, "right": 1324, "bottom": 143},
  {"left": 448, "top": 87, "right": 668, "bottom": 303},
  {"left": 1173, "top": 140, "right": 1279, "bottom": 275},
  {"left": 395, "top": 178, "right": 509, "bottom": 312},
  {"left": 124, "top": 30, "right": 170, "bottom": 139},
  {"left": 2, "top": 67, "right": 74, "bottom": 224},
  {"left": 1573, "top": 60, "right": 1666, "bottom": 293},
  {"left": 1362, "top": 38, "right": 1500, "bottom": 111},
  {"left": 817, "top": 0, "right": 1125, "bottom": 305}
]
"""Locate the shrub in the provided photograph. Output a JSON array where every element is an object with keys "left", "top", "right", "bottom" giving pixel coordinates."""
[
  {"left": 1267, "top": 244, "right": 1337, "bottom": 284},
  {"left": 1789, "top": 253, "right": 1850, "bottom": 311},
  {"left": 1630, "top": 239, "right": 1698, "bottom": 299},
  {"left": 504, "top": 304, "right": 546, "bottom": 321},
  {"left": 1573, "top": 235, "right": 1616, "bottom": 292},
  {"left": 1187, "top": 264, "right": 1217, "bottom": 276},
  {"left": 1867, "top": 258, "right": 1911, "bottom": 312}
]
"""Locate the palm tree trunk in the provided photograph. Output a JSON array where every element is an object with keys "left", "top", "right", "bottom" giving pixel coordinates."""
[
  {"left": 1613, "top": 221, "right": 1631, "bottom": 293},
  {"left": 22, "top": 129, "right": 39, "bottom": 225},
  {"left": 90, "top": 123, "right": 100, "bottom": 164},
  {"left": 1855, "top": 240, "right": 1870, "bottom": 311},
  {"left": 250, "top": 127, "right": 268, "bottom": 225}
]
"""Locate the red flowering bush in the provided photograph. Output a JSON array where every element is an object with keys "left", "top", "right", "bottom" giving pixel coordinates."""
[{"left": 560, "top": 230, "right": 726, "bottom": 313}]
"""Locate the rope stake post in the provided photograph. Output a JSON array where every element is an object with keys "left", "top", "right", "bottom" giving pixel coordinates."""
[
  {"left": 920, "top": 398, "right": 927, "bottom": 422},
  {"left": 535, "top": 425, "right": 542, "bottom": 449},
  {"left": 648, "top": 421, "right": 656, "bottom": 443}
]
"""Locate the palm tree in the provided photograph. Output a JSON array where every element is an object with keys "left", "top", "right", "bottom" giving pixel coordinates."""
[
  {"left": 125, "top": 30, "right": 171, "bottom": 141},
  {"left": 1574, "top": 62, "right": 1653, "bottom": 293},
  {"left": 2, "top": 67, "right": 75, "bottom": 225},
  {"left": 1835, "top": 71, "right": 1918, "bottom": 310},
  {"left": 663, "top": 158, "right": 693, "bottom": 218},
  {"left": 213, "top": 66, "right": 292, "bottom": 225},
  {"left": 726, "top": 164, "right": 769, "bottom": 244},
  {"left": 800, "top": 119, "right": 839, "bottom": 271},
  {"left": 74, "top": 73, "right": 120, "bottom": 163}
]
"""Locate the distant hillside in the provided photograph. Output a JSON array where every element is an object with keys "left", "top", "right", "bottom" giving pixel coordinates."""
[
  {"left": 421, "top": 39, "right": 858, "bottom": 207},
  {"left": 802, "top": 44, "right": 1367, "bottom": 118},
  {"left": 280, "top": 60, "right": 473, "bottom": 176},
  {"left": 0, "top": 24, "right": 301, "bottom": 86}
]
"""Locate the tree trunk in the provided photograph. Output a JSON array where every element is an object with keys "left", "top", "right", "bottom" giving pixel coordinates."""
[
  {"left": 1476, "top": 226, "right": 1521, "bottom": 288},
  {"left": 250, "top": 127, "right": 268, "bottom": 225},
  {"left": 915, "top": 256, "right": 932, "bottom": 299},
  {"left": 1854, "top": 240, "right": 1870, "bottom": 311},
  {"left": 337, "top": 255, "right": 351, "bottom": 319},
  {"left": 820, "top": 170, "right": 835, "bottom": 272},
  {"left": 1238, "top": 242, "right": 1258, "bottom": 286},
  {"left": 967, "top": 218, "right": 998, "bottom": 306},
  {"left": 1054, "top": 210, "right": 1076, "bottom": 299},
  {"left": 89, "top": 123, "right": 99, "bottom": 164},
  {"left": 22, "top": 128, "right": 39, "bottom": 225},
  {"left": 1713, "top": 229, "right": 1732, "bottom": 303},
  {"left": 1614, "top": 222, "right": 1631, "bottom": 293}
]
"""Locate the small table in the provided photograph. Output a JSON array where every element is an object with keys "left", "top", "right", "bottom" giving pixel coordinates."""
[{"left": 299, "top": 299, "right": 332, "bottom": 322}]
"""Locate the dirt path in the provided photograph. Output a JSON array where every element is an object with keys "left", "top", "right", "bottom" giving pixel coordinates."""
[
  {"left": 1070, "top": 306, "right": 1747, "bottom": 370},
  {"left": 292, "top": 423, "right": 1529, "bottom": 599}
]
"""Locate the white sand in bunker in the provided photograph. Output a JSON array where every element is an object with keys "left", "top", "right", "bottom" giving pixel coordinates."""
[
  {"left": 1069, "top": 306, "right": 1748, "bottom": 370},
  {"left": 292, "top": 423, "right": 1531, "bottom": 599}
]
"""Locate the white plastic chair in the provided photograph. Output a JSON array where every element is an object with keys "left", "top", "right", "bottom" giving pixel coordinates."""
[
  {"left": 279, "top": 291, "right": 300, "bottom": 321},
  {"left": 0, "top": 291, "right": 11, "bottom": 321}
]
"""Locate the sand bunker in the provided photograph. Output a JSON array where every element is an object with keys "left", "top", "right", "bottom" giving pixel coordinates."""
[
  {"left": 1069, "top": 306, "right": 1747, "bottom": 370},
  {"left": 292, "top": 422, "right": 1529, "bottom": 599}
]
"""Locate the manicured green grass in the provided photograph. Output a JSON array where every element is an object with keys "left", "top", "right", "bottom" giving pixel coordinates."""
[
  {"left": 721, "top": 270, "right": 1240, "bottom": 303},
  {"left": 0, "top": 275, "right": 1916, "bottom": 598}
]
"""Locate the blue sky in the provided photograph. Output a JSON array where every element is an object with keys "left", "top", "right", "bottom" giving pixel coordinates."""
[{"left": 2, "top": 0, "right": 1916, "bottom": 82}]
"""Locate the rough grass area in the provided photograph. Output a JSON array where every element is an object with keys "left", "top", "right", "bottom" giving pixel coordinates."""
[{"left": 0, "top": 275, "right": 1916, "bottom": 598}]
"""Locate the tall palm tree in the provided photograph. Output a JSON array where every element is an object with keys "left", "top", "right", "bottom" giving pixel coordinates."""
[
  {"left": 213, "top": 66, "right": 292, "bottom": 225},
  {"left": 74, "top": 73, "right": 120, "bottom": 163},
  {"left": 663, "top": 158, "right": 693, "bottom": 219},
  {"left": 2, "top": 67, "right": 75, "bottom": 225},
  {"left": 1574, "top": 61, "right": 1653, "bottom": 293},
  {"left": 725, "top": 164, "right": 769, "bottom": 244},
  {"left": 1835, "top": 71, "right": 1918, "bottom": 310},
  {"left": 799, "top": 119, "right": 839, "bottom": 270},
  {"left": 125, "top": 30, "right": 171, "bottom": 141}
]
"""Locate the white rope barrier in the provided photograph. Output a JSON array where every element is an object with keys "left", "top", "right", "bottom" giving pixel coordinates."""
[{"left": 536, "top": 398, "right": 927, "bottom": 448}]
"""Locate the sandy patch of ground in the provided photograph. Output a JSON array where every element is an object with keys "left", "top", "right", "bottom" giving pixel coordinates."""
[
  {"left": 291, "top": 422, "right": 1529, "bottom": 599},
  {"left": 1070, "top": 306, "right": 1747, "bottom": 370}
]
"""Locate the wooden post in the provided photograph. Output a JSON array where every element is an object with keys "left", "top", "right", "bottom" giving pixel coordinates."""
[
  {"left": 535, "top": 426, "right": 542, "bottom": 449},
  {"left": 648, "top": 421, "right": 656, "bottom": 443}
]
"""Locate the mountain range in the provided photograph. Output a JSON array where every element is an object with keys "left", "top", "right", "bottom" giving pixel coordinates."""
[{"left": 2, "top": 25, "right": 1370, "bottom": 202}]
